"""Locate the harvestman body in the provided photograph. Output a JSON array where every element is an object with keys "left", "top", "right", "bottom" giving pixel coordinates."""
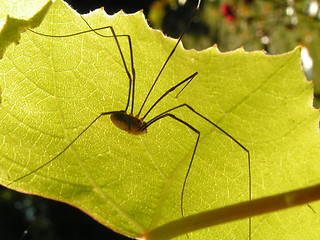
[{"left": 9, "top": 0, "right": 252, "bottom": 238}]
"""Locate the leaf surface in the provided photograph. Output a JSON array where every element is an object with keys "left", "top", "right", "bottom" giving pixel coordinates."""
[{"left": 0, "top": 0, "right": 320, "bottom": 239}]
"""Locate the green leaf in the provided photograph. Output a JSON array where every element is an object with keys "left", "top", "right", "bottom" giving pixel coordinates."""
[
  {"left": 0, "top": 0, "right": 52, "bottom": 59},
  {"left": 1, "top": 0, "right": 320, "bottom": 239}
]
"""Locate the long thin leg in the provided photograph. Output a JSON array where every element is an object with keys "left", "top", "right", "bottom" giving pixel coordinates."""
[
  {"left": 137, "top": 1, "right": 201, "bottom": 116},
  {"left": 28, "top": 23, "right": 135, "bottom": 114},
  {"left": 28, "top": 26, "right": 120, "bottom": 38},
  {"left": 144, "top": 103, "right": 251, "bottom": 238},
  {"left": 145, "top": 104, "right": 250, "bottom": 186},
  {"left": 143, "top": 113, "right": 200, "bottom": 218},
  {"left": 142, "top": 72, "right": 198, "bottom": 119},
  {"left": 79, "top": 16, "right": 136, "bottom": 114},
  {"left": 8, "top": 111, "right": 118, "bottom": 186}
]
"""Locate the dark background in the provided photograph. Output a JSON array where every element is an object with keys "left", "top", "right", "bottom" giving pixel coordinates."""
[
  {"left": 65, "top": 0, "right": 155, "bottom": 14},
  {"left": 63, "top": 0, "right": 207, "bottom": 46}
]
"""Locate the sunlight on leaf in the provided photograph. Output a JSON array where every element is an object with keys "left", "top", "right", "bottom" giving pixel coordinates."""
[
  {"left": 0, "top": 0, "right": 320, "bottom": 239},
  {"left": 0, "top": 0, "right": 52, "bottom": 59}
]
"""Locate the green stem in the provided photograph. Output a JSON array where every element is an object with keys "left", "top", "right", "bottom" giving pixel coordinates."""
[{"left": 144, "top": 184, "right": 320, "bottom": 240}]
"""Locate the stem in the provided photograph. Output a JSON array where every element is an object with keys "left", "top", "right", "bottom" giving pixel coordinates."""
[{"left": 144, "top": 184, "right": 320, "bottom": 240}]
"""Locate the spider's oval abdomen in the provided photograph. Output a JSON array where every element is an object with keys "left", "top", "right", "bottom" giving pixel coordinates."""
[{"left": 110, "top": 112, "right": 147, "bottom": 135}]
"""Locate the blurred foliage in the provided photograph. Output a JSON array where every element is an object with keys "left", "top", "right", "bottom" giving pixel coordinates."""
[{"left": 149, "top": 0, "right": 320, "bottom": 107}]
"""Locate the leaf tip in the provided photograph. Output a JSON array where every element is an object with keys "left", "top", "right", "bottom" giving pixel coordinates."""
[
  {"left": 236, "top": 46, "right": 246, "bottom": 53},
  {"left": 212, "top": 44, "right": 221, "bottom": 53}
]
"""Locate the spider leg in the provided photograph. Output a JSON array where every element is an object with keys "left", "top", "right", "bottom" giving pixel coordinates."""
[
  {"left": 9, "top": 111, "right": 118, "bottom": 186},
  {"left": 145, "top": 103, "right": 251, "bottom": 238},
  {"left": 142, "top": 72, "right": 198, "bottom": 120},
  {"left": 29, "top": 22, "right": 135, "bottom": 113},
  {"left": 144, "top": 113, "right": 200, "bottom": 218},
  {"left": 79, "top": 16, "right": 136, "bottom": 114}
]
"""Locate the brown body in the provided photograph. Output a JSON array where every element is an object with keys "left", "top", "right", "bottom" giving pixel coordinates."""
[{"left": 110, "top": 111, "right": 147, "bottom": 135}]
